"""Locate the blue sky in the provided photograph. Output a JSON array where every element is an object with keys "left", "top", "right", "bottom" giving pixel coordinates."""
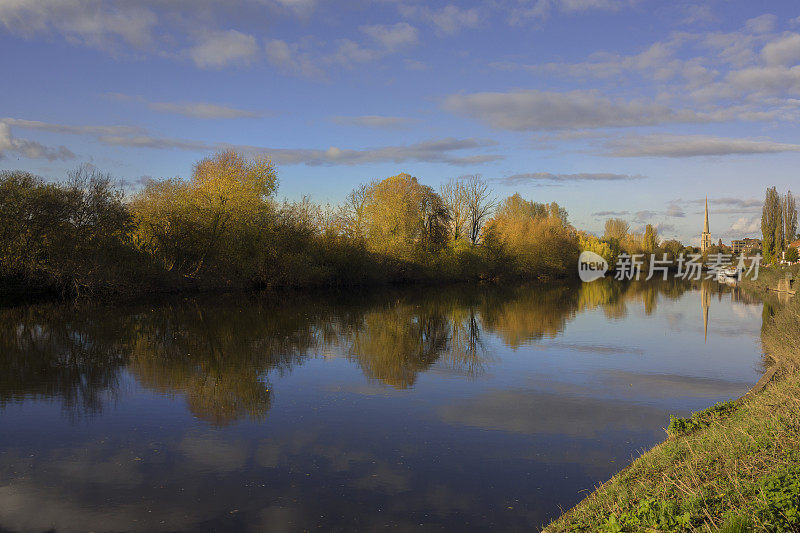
[{"left": 1, "top": 0, "right": 799, "bottom": 243}]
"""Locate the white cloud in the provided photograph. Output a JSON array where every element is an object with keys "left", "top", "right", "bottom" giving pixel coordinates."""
[
  {"left": 443, "top": 90, "right": 711, "bottom": 131},
  {"left": 605, "top": 134, "right": 800, "bottom": 157},
  {"left": 91, "top": 128, "right": 502, "bottom": 166},
  {"left": 147, "top": 101, "right": 260, "bottom": 119},
  {"left": 731, "top": 216, "right": 761, "bottom": 234},
  {"left": 0, "top": 0, "right": 158, "bottom": 51},
  {"left": 509, "top": 0, "right": 638, "bottom": 22},
  {"left": 401, "top": 5, "right": 479, "bottom": 35},
  {"left": 500, "top": 172, "right": 644, "bottom": 185},
  {"left": 633, "top": 210, "right": 658, "bottom": 221},
  {"left": 106, "top": 94, "right": 261, "bottom": 119},
  {"left": 1, "top": 117, "right": 143, "bottom": 137},
  {"left": 265, "top": 39, "right": 323, "bottom": 78},
  {"left": 361, "top": 22, "right": 418, "bottom": 51},
  {"left": 267, "top": 38, "right": 377, "bottom": 78},
  {"left": 0, "top": 122, "right": 74, "bottom": 161},
  {"left": 745, "top": 14, "right": 777, "bottom": 34},
  {"left": 558, "top": 0, "right": 636, "bottom": 12},
  {"left": 231, "top": 138, "right": 503, "bottom": 166},
  {"left": 695, "top": 197, "right": 763, "bottom": 209},
  {"left": 592, "top": 210, "right": 629, "bottom": 216},
  {"left": 680, "top": 5, "right": 715, "bottom": 26},
  {"left": 266, "top": 27, "right": 420, "bottom": 78},
  {"left": 728, "top": 65, "right": 800, "bottom": 95},
  {"left": 331, "top": 115, "right": 415, "bottom": 129},
  {"left": 686, "top": 197, "right": 762, "bottom": 214},
  {"left": 493, "top": 41, "right": 684, "bottom": 81},
  {"left": 665, "top": 205, "right": 685, "bottom": 218},
  {"left": 273, "top": 0, "right": 315, "bottom": 15},
  {"left": 98, "top": 134, "right": 209, "bottom": 151},
  {"left": 0, "top": 0, "right": 315, "bottom": 69},
  {"left": 762, "top": 33, "right": 800, "bottom": 65},
  {"left": 189, "top": 30, "right": 259, "bottom": 69},
  {"left": 329, "top": 39, "right": 380, "bottom": 66},
  {"left": 429, "top": 5, "right": 479, "bottom": 34}
]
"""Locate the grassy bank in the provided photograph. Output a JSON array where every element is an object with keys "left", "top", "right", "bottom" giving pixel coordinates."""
[
  {"left": 545, "top": 292, "right": 800, "bottom": 532},
  {"left": 739, "top": 263, "right": 799, "bottom": 294}
]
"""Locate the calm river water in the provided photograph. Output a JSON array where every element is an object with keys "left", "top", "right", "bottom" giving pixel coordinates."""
[{"left": 0, "top": 280, "right": 765, "bottom": 531}]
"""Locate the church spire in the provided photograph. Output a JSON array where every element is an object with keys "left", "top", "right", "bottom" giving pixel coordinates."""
[{"left": 701, "top": 197, "right": 712, "bottom": 254}]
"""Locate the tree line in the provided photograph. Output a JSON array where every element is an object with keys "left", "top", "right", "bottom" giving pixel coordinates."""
[
  {"left": 762, "top": 187, "right": 798, "bottom": 263},
  {"left": 0, "top": 151, "right": 580, "bottom": 296},
  {"left": 576, "top": 216, "right": 692, "bottom": 270}
]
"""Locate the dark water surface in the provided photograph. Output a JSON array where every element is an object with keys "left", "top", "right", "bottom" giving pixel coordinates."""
[{"left": 0, "top": 280, "right": 764, "bottom": 531}]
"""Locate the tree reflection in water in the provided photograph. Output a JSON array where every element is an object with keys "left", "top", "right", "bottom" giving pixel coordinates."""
[{"left": 0, "top": 280, "right": 703, "bottom": 425}]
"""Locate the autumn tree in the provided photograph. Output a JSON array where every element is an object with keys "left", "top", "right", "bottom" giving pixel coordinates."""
[
  {"left": 662, "top": 239, "right": 684, "bottom": 263},
  {"left": 132, "top": 150, "right": 277, "bottom": 277},
  {"left": 483, "top": 194, "right": 578, "bottom": 278},
  {"left": 604, "top": 218, "right": 630, "bottom": 241},
  {"left": 362, "top": 173, "right": 450, "bottom": 259},
  {"left": 643, "top": 224, "right": 659, "bottom": 254}
]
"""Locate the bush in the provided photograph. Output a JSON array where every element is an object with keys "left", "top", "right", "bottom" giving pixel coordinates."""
[
  {"left": 601, "top": 498, "right": 691, "bottom": 532},
  {"left": 0, "top": 166, "right": 141, "bottom": 295},
  {"left": 756, "top": 465, "right": 800, "bottom": 531},
  {"left": 667, "top": 400, "right": 738, "bottom": 436}
]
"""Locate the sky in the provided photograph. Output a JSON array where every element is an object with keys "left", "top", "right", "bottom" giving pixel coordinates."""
[{"left": 1, "top": 0, "right": 799, "bottom": 244}]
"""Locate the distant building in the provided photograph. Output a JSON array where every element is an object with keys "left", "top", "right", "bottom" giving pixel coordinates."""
[
  {"left": 785, "top": 239, "right": 800, "bottom": 262},
  {"left": 732, "top": 238, "right": 762, "bottom": 255},
  {"left": 700, "top": 198, "right": 712, "bottom": 254}
]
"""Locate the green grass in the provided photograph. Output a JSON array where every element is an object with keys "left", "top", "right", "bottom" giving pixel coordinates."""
[
  {"left": 545, "top": 296, "right": 800, "bottom": 532},
  {"left": 667, "top": 400, "right": 738, "bottom": 437},
  {"left": 739, "top": 264, "right": 799, "bottom": 294}
]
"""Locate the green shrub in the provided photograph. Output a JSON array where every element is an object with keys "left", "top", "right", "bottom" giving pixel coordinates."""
[
  {"left": 601, "top": 498, "right": 692, "bottom": 532},
  {"left": 756, "top": 466, "right": 800, "bottom": 531},
  {"left": 717, "top": 514, "right": 754, "bottom": 532},
  {"left": 667, "top": 400, "right": 738, "bottom": 436}
]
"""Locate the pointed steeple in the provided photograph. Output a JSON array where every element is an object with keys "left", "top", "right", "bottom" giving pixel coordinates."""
[
  {"left": 701, "top": 283, "right": 710, "bottom": 344},
  {"left": 703, "top": 197, "right": 710, "bottom": 233}
]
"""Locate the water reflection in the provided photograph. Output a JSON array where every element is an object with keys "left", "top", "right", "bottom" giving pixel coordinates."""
[
  {"left": 0, "top": 279, "right": 765, "bottom": 531},
  {"left": 0, "top": 279, "right": 748, "bottom": 425},
  {"left": 0, "top": 305, "right": 128, "bottom": 416}
]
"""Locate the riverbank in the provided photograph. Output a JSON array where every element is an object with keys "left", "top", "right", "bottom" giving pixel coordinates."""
[
  {"left": 544, "top": 285, "right": 800, "bottom": 532},
  {"left": 739, "top": 264, "right": 799, "bottom": 295}
]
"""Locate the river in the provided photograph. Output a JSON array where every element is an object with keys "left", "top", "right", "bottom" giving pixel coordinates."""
[{"left": 0, "top": 280, "right": 765, "bottom": 531}]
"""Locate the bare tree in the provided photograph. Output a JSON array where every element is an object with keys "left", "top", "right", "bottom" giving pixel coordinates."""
[
  {"left": 440, "top": 178, "right": 469, "bottom": 242},
  {"left": 604, "top": 218, "right": 630, "bottom": 241},
  {"left": 341, "top": 182, "right": 372, "bottom": 240},
  {"left": 463, "top": 175, "right": 495, "bottom": 245}
]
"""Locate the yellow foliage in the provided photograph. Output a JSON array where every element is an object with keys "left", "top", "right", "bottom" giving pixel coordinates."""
[
  {"left": 362, "top": 172, "right": 449, "bottom": 259},
  {"left": 484, "top": 194, "right": 579, "bottom": 278},
  {"left": 131, "top": 151, "right": 277, "bottom": 276},
  {"left": 578, "top": 231, "right": 615, "bottom": 265},
  {"left": 191, "top": 150, "right": 278, "bottom": 220}
]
